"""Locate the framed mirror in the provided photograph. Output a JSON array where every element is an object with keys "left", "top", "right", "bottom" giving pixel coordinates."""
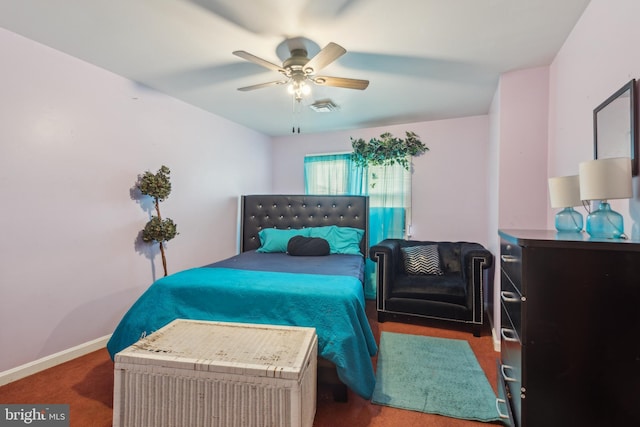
[{"left": 593, "top": 79, "right": 638, "bottom": 176}]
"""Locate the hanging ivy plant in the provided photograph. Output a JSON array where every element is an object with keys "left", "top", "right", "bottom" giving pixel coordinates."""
[
  {"left": 137, "top": 165, "right": 178, "bottom": 277},
  {"left": 350, "top": 131, "right": 428, "bottom": 169}
]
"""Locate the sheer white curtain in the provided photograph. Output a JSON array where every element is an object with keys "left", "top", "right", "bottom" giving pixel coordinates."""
[
  {"left": 304, "top": 153, "right": 411, "bottom": 298},
  {"left": 365, "top": 163, "right": 411, "bottom": 242},
  {"left": 304, "top": 153, "right": 363, "bottom": 195}
]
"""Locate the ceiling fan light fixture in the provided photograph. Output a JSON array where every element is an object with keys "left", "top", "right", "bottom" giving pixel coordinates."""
[{"left": 288, "top": 80, "right": 311, "bottom": 101}]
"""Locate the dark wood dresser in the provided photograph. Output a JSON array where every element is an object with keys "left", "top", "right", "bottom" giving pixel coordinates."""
[{"left": 497, "top": 229, "right": 640, "bottom": 427}]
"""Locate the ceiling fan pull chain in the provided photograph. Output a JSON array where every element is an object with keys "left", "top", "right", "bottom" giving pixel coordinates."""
[
  {"left": 291, "top": 96, "right": 296, "bottom": 133},
  {"left": 291, "top": 95, "right": 303, "bottom": 134}
]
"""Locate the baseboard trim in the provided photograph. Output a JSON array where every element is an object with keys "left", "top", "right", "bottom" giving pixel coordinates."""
[{"left": 0, "top": 335, "right": 111, "bottom": 387}]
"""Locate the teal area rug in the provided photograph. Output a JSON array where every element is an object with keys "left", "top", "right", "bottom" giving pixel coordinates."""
[{"left": 371, "top": 332, "right": 501, "bottom": 422}]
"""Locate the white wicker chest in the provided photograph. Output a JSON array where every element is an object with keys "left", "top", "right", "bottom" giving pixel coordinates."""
[{"left": 113, "top": 319, "right": 318, "bottom": 427}]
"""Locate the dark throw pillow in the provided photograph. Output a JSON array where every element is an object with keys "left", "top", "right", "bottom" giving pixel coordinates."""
[
  {"left": 401, "top": 245, "right": 444, "bottom": 275},
  {"left": 287, "top": 236, "right": 330, "bottom": 256}
]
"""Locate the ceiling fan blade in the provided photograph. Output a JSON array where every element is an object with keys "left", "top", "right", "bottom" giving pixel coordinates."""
[
  {"left": 303, "top": 42, "right": 346, "bottom": 74},
  {"left": 237, "top": 80, "right": 288, "bottom": 91},
  {"left": 233, "top": 50, "right": 286, "bottom": 74},
  {"left": 313, "top": 76, "right": 369, "bottom": 90}
]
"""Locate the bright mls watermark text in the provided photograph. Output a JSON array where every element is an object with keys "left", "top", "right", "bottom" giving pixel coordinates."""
[{"left": 0, "top": 405, "right": 69, "bottom": 426}]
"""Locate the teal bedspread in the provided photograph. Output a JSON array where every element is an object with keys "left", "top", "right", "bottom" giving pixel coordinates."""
[{"left": 107, "top": 267, "right": 378, "bottom": 399}]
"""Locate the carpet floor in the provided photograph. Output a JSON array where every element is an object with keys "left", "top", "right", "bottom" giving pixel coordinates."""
[{"left": 0, "top": 301, "right": 503, "bottom": 427}]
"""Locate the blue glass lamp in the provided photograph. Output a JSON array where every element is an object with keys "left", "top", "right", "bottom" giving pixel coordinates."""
[
  {"left": 548, "top": 175, "right": 584, "bottom": 232},
  {"left": 579, "top": 157, "right": 632, "bottom": 239}
]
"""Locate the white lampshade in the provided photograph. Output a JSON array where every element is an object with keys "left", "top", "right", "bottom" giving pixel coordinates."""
[
  {"left": 548, "top": 175, "right": 582, "bottom": 208},
  {"left": 579, "top": 157, "right": 632, "bottom": 201}
]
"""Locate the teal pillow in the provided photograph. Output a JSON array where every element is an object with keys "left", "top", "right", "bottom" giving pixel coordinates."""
[
  {"left": 330, "top": 226, "right": 364, "bottom": 255},
  {"left": 257, "top": 228, "right": 310, "bottom": 253},
  {"left": 307, "top": 226, "right": 334, "bottom": 242},
  {"left": 308, "top": 226, "right": 364, "bottom": 255}
]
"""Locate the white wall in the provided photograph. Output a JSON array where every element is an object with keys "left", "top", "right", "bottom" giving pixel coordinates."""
[
  {"left": 483, "top": 66, "right": 550, "bottom": 347},
  {"left": 272, "top": 117, "right": 492, "bottom": 247},
  {"left": 0, "top": 28, "right": 271, "bottom": 372},
  {"left": 496, "top": 67, "right": 550, "bottom": 231},
  {"left": 549, "top": 0, "right": 640, "bottom": 237}
]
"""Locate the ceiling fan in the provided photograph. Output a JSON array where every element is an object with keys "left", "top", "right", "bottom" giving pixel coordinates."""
[{"left": 232, "top": 42, "right": 369, "bottom": 101}]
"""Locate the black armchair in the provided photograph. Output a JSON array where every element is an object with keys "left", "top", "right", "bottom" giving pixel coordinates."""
[{"left": 370, "top": 239, "right": 493, "bottom": 336}]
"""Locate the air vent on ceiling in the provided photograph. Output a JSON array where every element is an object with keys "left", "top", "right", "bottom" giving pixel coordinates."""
[{"left": 309, "top": 99, "right": 339, "bottom": 113}]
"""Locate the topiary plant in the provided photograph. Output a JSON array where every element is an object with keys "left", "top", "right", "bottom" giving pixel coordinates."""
[
  {"left": 137, "top": 165, "right": 178, "bottom": 277},
  {"left": 350, "top": 131, "right": 428, "bottom": 170}
]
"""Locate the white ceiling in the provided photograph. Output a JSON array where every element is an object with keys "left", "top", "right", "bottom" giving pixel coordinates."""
[{"left": 0, "top": 0, "right": 591, "bottom": 136}]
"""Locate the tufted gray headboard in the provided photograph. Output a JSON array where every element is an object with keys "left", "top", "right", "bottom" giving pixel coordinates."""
[{"left": 240, "top": 194, "right": 370, "bottom": 255}]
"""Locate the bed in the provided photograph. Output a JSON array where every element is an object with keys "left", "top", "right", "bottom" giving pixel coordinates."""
[{"left": 107, "top": 194, "right": 377, "bottom": 400}]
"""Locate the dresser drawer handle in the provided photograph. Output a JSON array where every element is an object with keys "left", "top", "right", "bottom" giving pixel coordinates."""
[
  {"left": 496, "top": 398, "right": 511, "bottom": 420},
  {"left": 501, "top": 364, "right": 517, "bottom": 382},
  {"left": 501, "top": 327, "right": 519, "bottom": 343},
  {"left": 500, "top": 291, "right": 521, "bottom": 303},
  {"left": 500, "top": 254, "right": 519, "bottom": 263}
]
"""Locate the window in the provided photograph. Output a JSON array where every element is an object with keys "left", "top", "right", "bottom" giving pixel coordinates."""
[
  {"left": 304, "top": 153, "right": 411, "bottom": 298},
  {"left": 366, "top": 163, "right": 411, "bottom": 241},
  {"left": 304, "top": 153, "right": 363, "bottom": 195}
]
